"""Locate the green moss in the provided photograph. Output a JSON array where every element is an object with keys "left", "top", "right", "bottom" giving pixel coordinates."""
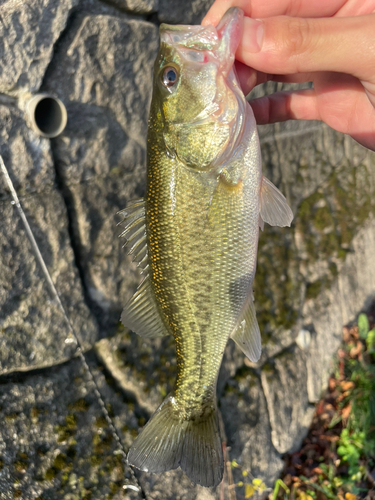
[
  {"left": 65, "top": 414, "right": 77, "bottom": 429},
  {"left": 61, "top": 472, "right": 69, "bottom": 485},
  {"left": 90, "top": 455, "right": 102, "bottom": 467},
  {"left": 306, "top": 280, "right": 322, "bottom": 300},
  {"left": 30, "top": 407, "right": 40, "bottom": 420},
  {"left": 109, "top": 481, "right": 120, "bottom": 495},
  {"left": 95, "top": 416, "right": 108, "bottom": 429},
  {"left": 93, "top": 432, "right": 113, "bottom": 455},
  {"left": 5, "top": 413, "right": 18, "bottom": 421},
  {"left": 130, "top": 428, "right": 138, "bottom": 439},
  {"left": 285, "top": 162, "right": 375, "bottom": 314},
  {"left": 138, "top": 416, "right": 146, "bottom": 427},
  {"left": 262, "top": 362, "right": 274, "bottom": 374},
  {"left": 106, "top": 404, "right": 114, "bottom": 418},
  {"left": 254, "top": 226, "right": 300, "bottom": 334},
  {"left": 329, "top": 262, "right": 338, "bottom": 277},
  {"left": 68, "top": 398, "right": 90, "bottom": 412},
  {"left": 45, "top": 468, "right": 57, "bottom": 481},
  {"left": 14, "top": 452, "right": 29, "bottom": 473},
  {"left": 92, "top": 433, "right": 101, "bottom": 447},
  {"left": 298, "top": 192, "right": 324, "bottom": 220},
  {"left": 53, "top": 453, "right": 68, "bottom": 470},
  {"left": 55, "top": 424, "right": 75, "bottom": 443}
]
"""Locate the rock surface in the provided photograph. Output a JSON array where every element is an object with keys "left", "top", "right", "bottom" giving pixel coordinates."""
[
  {"left": 158, "top": 0, "right": 214, "bottom": 24},
  {"left": 42, "top": 12, "right": 158, "bottom": 327},
  {"left": 0, "top": 0, "right": 374, "bottom": 499},
  {"left": 0, "top": 355, "right": 141, "bottom": 499},
  {"left": 0, "top": 106, "right": 98, "bottom": 376},
  {"left": 0, "top": 0, "right": 78, "bottom": 94}
]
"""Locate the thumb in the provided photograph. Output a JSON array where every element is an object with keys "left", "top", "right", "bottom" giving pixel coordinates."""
[{"left": 237, "top": 14, "right": 375, "bottom": 82}]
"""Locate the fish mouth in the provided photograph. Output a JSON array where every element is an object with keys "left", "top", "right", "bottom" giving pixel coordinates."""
[
  {"left": 160, "top": 8, "right": 244, "bottom": 73},
  {"left": 160, "top": 24, "right": 220, "bottom": 51}
]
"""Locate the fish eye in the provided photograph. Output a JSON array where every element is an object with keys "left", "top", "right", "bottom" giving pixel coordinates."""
[{"left": 162, "top": 67, "right": 178, "bottom": 88}]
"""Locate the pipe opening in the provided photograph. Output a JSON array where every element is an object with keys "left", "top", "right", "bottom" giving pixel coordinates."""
[
  {"left": 26, "top": 94, "right": 67, "bottom": 138},
  {"left": 35, "top": 97, "right": 63, "bottom": 135}
]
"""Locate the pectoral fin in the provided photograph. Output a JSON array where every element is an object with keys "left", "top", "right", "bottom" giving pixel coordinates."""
[
  {"left": 231, "top": 296, "right": 261, "bottom": 362},
  {"left": 259, "top": 176, "right": 293, "bottom": 228}
]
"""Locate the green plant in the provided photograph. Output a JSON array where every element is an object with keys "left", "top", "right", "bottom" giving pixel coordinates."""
[
  {"left": 358, "top": 313, "right": 370, "bottom": 339},
  {"left": 271, "top": 479, "right": 290, "bottom": 500},
  {"left": 337, "top": 429, "right": 364, "bottom": 477}
]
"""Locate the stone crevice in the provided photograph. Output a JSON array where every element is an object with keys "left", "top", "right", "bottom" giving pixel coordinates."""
[{"left": 50, "top": 142, "right": 107, "bottom": 331}]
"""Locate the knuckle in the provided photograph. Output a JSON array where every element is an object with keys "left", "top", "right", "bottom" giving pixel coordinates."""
[{"left": 283, "top": 17, "right": 314, "bottom": 59}]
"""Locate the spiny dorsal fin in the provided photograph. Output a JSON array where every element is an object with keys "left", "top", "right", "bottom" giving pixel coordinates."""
[
  {"left": 259, "top": 176, "right": 293, "bottom": 228},
  {"left": 230, "top": 295, "right": 261, "bottom": 362},
  {"left": 118, "top": 199, "right": 148, "bottom": 273}
]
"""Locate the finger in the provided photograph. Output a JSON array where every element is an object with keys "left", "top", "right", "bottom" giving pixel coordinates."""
[
  {"left": 235, "top": 61, "right": 316, "bottom": 94},
  {"left": 235, "top": 61, "right": 270, "bottom": 95},
  {"left": 251, "top": 89, "right": 375, "bottom": 152},
  {"left": 236, "top": 14, "right": 375, "bottom": 82},
  {"left": 249, "top": 89, "right": 320, "bottom": 124},
  {"left": 202, "top": 0, "right": 347, "bottom": 26}
]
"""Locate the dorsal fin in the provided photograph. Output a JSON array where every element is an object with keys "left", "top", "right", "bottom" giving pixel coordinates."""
[
  {"left": 230, "top": 295, "right": 261, "bottom": 362},
  {"left": 259, "top": 176, "right": 293, "bottom": 228},
  {"left": 118, "top": 199, "right": 170, "bottom": 338},
  {"left": 118, "top": 199, "right": 148, "bottom": 273}
]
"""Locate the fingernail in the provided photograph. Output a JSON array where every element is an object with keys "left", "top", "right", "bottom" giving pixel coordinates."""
[{"left": 243, "top": 18, "right": 264, "bottom": 53}]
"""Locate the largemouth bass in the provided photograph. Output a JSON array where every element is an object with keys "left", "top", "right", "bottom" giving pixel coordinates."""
[{"left": 120, "top": 7, "right": 293, "bottom": 488}]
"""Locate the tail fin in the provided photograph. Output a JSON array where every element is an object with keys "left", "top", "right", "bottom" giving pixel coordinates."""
[{"left": 127, "top": 396, "right": 223, "bottom": 487}]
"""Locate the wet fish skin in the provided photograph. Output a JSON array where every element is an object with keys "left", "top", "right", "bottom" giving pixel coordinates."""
[{"left": 120, "top": 7, "right": 293, "bottom": 488}]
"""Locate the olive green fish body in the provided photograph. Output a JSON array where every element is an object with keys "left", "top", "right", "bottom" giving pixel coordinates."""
[
  {"left": 146, "top": 112, "right": 260, "bottom": 420},
  {"left": 121, "top": 7, "right": 293, "bottom": 488}
]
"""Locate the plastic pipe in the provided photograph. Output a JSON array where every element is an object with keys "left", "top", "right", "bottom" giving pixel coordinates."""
[{"left": 26, "top": 94, "right": 67, "bottom": 138}]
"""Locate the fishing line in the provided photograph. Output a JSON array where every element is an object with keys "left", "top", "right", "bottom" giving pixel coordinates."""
[{"left": 0, "top": 155, "right": 141, "bottom": 495}]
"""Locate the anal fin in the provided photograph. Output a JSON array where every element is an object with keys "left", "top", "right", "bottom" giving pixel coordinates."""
[{"left": 231, "top": 296, "right": 261, "bottom": 362}]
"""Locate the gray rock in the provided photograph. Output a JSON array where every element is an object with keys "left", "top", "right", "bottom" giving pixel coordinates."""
[
  {"left": 0, "top": 355, "right": 141, "bottom": 500},
  {"left": 158, "top": 0, "right": 214, "bottom": 24},
  {"left": 95, "top": 329, "right": 176, "bottom": 416},
  {"left": 138, "top": 469, "right": 218, "bottom": 500},
  {"left": 303, "top": 217, "right": 375, "bottom": 402},
  {"left": 260, "top": 348, "right": 315, "bottom": 454},
  {"left": 0, "top": 105, "right": 54, "bottom": 200},
  {"left": 0, "top": 0, "right": 78, "bottom": 94},
  {"left": 42, "top": 14, "right": 158, "bottom": 324},
  {"left": 220, "top": 368, "right": 284, "bottom": 489},
  {"left": 105, "top": 0, "right": 157, "bottom": 15},
  {"left": 0, "top": 189, "right": 99, "bottom": 375},
  {"left": 43, "top": 14, "right": 158, "bottom": 186},
  {"left": 0, "top": 106, "right": 99, "bottom": 375}
]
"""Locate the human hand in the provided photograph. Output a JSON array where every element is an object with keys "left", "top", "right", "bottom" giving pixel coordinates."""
[{"left": 202, "top": 1, "right": 375, "bottom": 151}]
